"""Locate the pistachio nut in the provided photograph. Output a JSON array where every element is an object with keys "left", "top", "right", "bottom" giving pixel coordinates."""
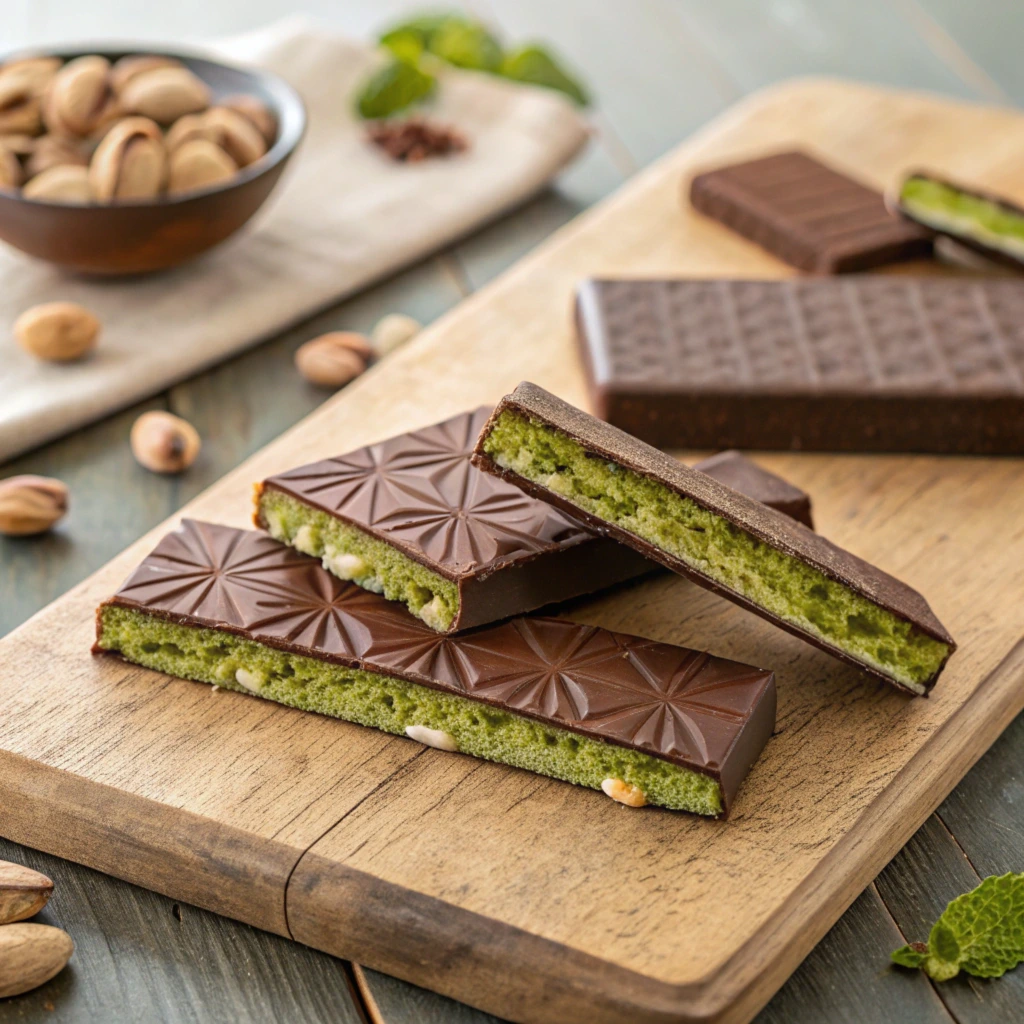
[
  {"left": 42, "top": 55, "right": 118, "bottom": 136},
  {"left": 14, "top": 301, "right": 100, "bottom": 361},
  {"left": 130, "top": 411, "right": 201, "bottom": 474},
  {"left": 0, "top": 923, "right": 74, "bottom": 998},
  {"left": 167, "top": 138, "right": 236, "bottom": 195},
  {"left": 164, "top": 112, "right": 217, "bottom": 153},
  {"left": 294, "top": 334, "right": 368, "bottom": 388},
  {"left": 200, "top": 106, "right": 267, "bottom": 167},
  {"left": 0, "top": 132, "right": 37, "bottom": 157},
  {"left": 25, "top": 133, "right": 88, "bottom": 178},
  {"left": 221, "top": 93, "right": 277, "bottom": 146},
  {"left": 109, "top": 54, "right": 182, "bottom": 94},
  {"left": 0, "top": 144, "right": 22, "bottom": 190},
  {"left": 89, "top": 116, "right": 166, "bottom": 200},
  {"left": 22, "top": 164, "right": 92, "bottom": 203},
  {"left": 119, "top": 66, "right": 210, "bottom": 124},
  {"left": 0, "top": 476, "right": 69, "bottom": 537},
  {"left": 0, "top": 70, "right": 43, "bottom": 135}
]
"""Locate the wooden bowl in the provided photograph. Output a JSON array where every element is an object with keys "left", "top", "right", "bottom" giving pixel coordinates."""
[{"left": 0, "top": 47, "right": 306, "bottom": 275}]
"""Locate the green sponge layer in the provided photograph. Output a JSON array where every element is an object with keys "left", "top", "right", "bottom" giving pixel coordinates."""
[
  {"left": 482, "top": 411, "right": 949, "bottom": 692},
  {"left": 900, "top": 176, "right": 1024, "bottom": 259},
  {"left": 259, "top": 487, "right": 460, "bottom": 631},
  {"left": 97, "top": 605, "right": 723, "bottom": 815}
]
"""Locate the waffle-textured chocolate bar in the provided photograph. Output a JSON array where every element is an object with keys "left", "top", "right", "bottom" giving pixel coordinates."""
[
  {"left": 575, "top": 277, "right": 1024, "bottom": 454},
  {"left": 689, "top": 150, "right": 933, "bottom": 273},
  {"left": 94, "top": 520, "right": 777, "bottom": 816}
]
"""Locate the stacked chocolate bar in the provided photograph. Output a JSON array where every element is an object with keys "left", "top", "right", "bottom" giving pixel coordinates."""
[{"left": 95, "top": 395, "right": 953, "bottom": 817}]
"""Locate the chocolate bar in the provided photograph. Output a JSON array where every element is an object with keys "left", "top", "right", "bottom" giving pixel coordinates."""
[
  {"left": 694, "top": 450, "right": 812, "bottom": 530},
  {"left": 473, "top": 383, "right": 956, "bottom": 695},
  {"left": 893, "top": 171, "right": 1024, "bottom": 271},
  {"left": 575, "top": 277, "right": 1024, "bottom": 454},
  {"left": 94, "top": 520, "right": 777, "bottom": 816},
  {"left": 254, "top": 409, "right": 814, "bottom": 633},
  {"left": 689, "top": 150, "right": 933, "bottom": 273}
]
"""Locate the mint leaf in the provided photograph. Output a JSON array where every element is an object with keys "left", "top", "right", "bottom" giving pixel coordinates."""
[
  {"left": 891, "top": 873, "right": 1024, "bottom": 981},
  {"left": 379, "top": 13, "right": 463, "bottom": 49},
  {"left": 379, "top": 28, "right": 425, "bottom": 65},
  {"left": 427, "top": 21, "right": 503, "bottom": 72},
  {"left": 499, "top": 45, "right": 589, "bottom": 106},
  {"left": 356, "top": 59, "right": 436, "bottom": 120}
]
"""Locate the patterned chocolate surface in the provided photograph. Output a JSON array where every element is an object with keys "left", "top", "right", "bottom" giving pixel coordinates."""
[
  {"left": 689, "top": 150, "right": 932, "bottom": 273},
  {"left": 262, "top": 408, "right": 590, "bottom": 578},
  {"left": 580, "top": 277, "right": 1024, "bottom": 396},
  {"left": 104, "top": 520, "right": 776, "bottom": 782}
]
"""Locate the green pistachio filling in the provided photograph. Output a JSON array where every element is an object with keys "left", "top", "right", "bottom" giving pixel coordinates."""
[
  {"left": 482, "top": 411, "right": 950, "bottom": 692},
  {"left": 96, "top": 605, "right": 723, "bottom": 815},
  {"left": 259, "top": 488, "right": 460, "bottom": 631},
  {"left": 900, "top": 176, "right": 1024, "bottom": 258}
]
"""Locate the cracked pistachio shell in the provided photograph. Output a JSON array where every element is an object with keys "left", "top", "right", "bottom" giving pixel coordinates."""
[
  {"left": 22, "top": 164, "right": 92, "bottom": 203},
  {"left": 221, "top": 93, "right": 277, "bottom": 146},
  {"left": 0, "top": 70, "right": 42, "bottom": 134},
  {"left": 25, "top": 133, "right": 88, "bottom": 178},
  {"left": 201, "top": 106, "right": 267, "bottom": 167},
  {"left": 89, "top": 116, "right": 166, "bottom": 200},
  {"left": 0, "top": 476, "right": 69, "bottom": 536},
  {"left": 109, "top": 54, "right": 182, "bottom": 94},
  {"left": 120, "top": 66, "right": 210, "bottom": 124},
  {"left": 0, "top": 144, "right": 22, "bottom": 190},
  {"left": 164, "top": 112, "right": 218, "bottom": 153},
  {"left": 42, "top": 55, "right": 118, "bottom": 137},
  {"left": 167, "top": 138, "right": 236, "bottom": 195},
  {"left": 0, "top": 56, "right": 61, "bottom": 93}
]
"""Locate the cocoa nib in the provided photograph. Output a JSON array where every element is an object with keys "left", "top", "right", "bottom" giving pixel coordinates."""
[{"left": 366, "top": 118, "right": 467, "bottom": 163}]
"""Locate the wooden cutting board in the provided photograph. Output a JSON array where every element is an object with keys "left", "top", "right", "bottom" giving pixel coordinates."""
[{"left": 3, "top": 79, "right": 1024, "bottom": 1024}]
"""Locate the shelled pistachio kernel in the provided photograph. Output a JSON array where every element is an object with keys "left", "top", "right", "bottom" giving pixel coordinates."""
[
  {"left": 0, "top": 475, "right": 69, "bottom": 536},
  {"left": 601, "top": 778, "right": 647, "bottom": 807},
  {"left": 295, "top": 332, "right": 369, "bottom": 387},
  {"left": 14, "top": 301, "right": 100, "bottom": 361},
  {"left": 371, "top": 313, "right": 421, "bottom": 357},
  {"left": 130, "top": 411, "right": 201, "bottom": 474}
]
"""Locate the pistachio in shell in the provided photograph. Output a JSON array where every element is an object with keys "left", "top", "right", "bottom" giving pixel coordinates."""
[
  {"left": 22, "top": 164, "right": 91, "bottom": 203},
  {"left": 89, "top": 116, "right": 166, "bottom": 200},
  {"left": 0, "top": 70, "right": 42, "bottom": 135},
  {"left": 0, "top": 144, "right": 22, "bottom": 190},
  {"left": 109, "top": 54, "right": 182, "bottom": 94},
  {"left": 200, "top": 106, "right": 267, "bottom": 167},
  {"left": 119, "top": 66, "right": 210, "bottom": 124},
  {"left": 221, "top": 93, "right": 277, "bottom": 146},
  {"left": 164, "top": 112, "right": 218, "bottom": 153},
  {"left": 25, "top": 133, "right": 88, "bottom": 178},
  {"left": 167, "top": 138, "right": 236, "bottom": 195},
  {"left": 0, "top": 132, "right": 37, "bottom": 157},
  {"left": 42, "top": 55, "right": 118, "bottom": 137}
]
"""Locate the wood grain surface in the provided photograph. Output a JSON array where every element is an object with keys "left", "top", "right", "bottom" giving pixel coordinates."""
[{"left": 2, "top": 77, "right": 1024, "bottom": 1023}]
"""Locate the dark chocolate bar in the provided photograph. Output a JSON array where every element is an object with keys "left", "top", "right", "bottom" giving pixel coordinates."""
[
  {"left": 689, "top": 150, "right": 933, "bottom": 273},
  {"left": 473, "top": 382, "right": 956, "bottom": 695},
  {"left": 893, "top": 171, "right": 1024, "bottom": 272},
  {"left": 255, "top": 409, "right": 814, "bottom": 633},
  {"left": 695, "top": 451, "right": 812, "bottom": 529},
  {"left": 575, "top": 277, "right": 1024, "bottom": 454},
  {"left": 94, "top": 520, "right": 777, "bottom": 816}
]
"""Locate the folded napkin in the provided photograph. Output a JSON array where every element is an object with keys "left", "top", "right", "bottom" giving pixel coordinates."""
[{"left": 0, "top": 17, "right": 589, "bottom": 463}]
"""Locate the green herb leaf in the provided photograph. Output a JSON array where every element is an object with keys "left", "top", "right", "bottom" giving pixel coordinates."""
[
  {"left": 498, "top": 45, "right": 589, "bottom": 106},
  {"left": 356, "top": 59, "right": 436, "bottom": 120},
  {"left": 379, "top": 13, "right": 462, "bottom": 49},
  {"left": 427, "top": 20, "right": 503, "bottom": 71},
  {"left": 379, "top": 28, "right": 426, "bottom": 65},
  {"left": 891, "top": 873, "right": 1024, "bottom": 981}
]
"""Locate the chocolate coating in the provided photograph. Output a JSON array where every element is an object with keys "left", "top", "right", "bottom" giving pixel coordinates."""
[
  {"left": 694, "top": 451, "right": 812, "bottom": 530},
  {"left": 472, "top": 382, "right": 955, "bottom": 693},
  {"left": 689, "top": 150, "right": 933, "bottom": 273},
  {"left": 575, "top": 277, "right": 1024, "bottom": 454},
  {"left": 97, "top": 519, "right": 777, "bottom": 813},
  {"left": 257, "top": 409, "right": 814, "bottom": 632}
]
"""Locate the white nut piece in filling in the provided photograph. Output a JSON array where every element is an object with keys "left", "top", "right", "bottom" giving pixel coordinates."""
[
  {"left": 601, "top": 778, "right": 647, "bottom": 807},
  {"left": 234, "top": 668, "right": 264, "bottom": 693},
  {"left": 326, "top": 551, "right": 368, "bottom": 580},
  {"left": 405, "top": 725, "right": 459, "bottom": 752},
  {"left": 292, "top": 524, "right": 317, "bottom": 556},
  {"left": 418, "top": 595, "right": 448, "bottom": 631}
]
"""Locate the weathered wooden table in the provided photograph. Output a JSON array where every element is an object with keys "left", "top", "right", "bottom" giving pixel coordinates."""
[{"left": 2, "top": 2, "right": 1022, "bottom": 1021}]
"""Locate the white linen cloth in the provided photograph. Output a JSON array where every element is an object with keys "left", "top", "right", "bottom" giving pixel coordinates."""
[{"left": 0, "top": 17, "right": 589, "bottom": 462}]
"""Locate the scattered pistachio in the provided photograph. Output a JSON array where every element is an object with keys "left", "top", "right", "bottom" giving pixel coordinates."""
[
  {"left": 119, "top": 65, "right": 210, "bottom": 124},
  {"left": 0, "top": 923, "right": 74, "bottom": 999},
  {"left": 0, "top": 860, "right": 54, "bottom": 925},
  {"left": 371, "top": 313, "right": 421, "bottom": 357},
  {"left": 295, "top": 333, "right": 369, "bottom": 388},
  {"left": 89, "top": 116, "right": 166, "bottom": 200},
  {"left": 221, "top": 93, "right": 277, "bottom": 146},
  {"left": 130, "top": 411, "right": 201, "bottom": 474},
  {"left": 14, "top": 301, "right": 100, "bottom": 361},
  {"left": 22, "top": 163, "right": 92, "bottom": 203},
  {"left": 167, "top": 138, "right": 236, "bottom": 195},
  {"left": 0, "top": 475, "right": 69, "bottom": 537},
  {"left": 601, "top": 778, "right": 647, "bottom": 807}
]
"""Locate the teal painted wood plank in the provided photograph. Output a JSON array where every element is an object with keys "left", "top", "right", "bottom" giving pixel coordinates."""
[{"left": 674, "top": 0, "right": 982, "bottom": 99}]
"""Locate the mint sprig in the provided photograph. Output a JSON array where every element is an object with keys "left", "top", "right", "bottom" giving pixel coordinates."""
[
  {"left": 892, "top": 873, "right": 1024, "bottom": 981},
  {"left": 356, "top": 60, "right": 436, "bottom": 120}
]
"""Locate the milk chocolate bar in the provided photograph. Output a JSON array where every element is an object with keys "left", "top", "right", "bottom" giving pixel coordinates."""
[
  {"left": 94, "top": 520, "right": 777, "bottom": 816},
  {"left": 575, "top": 277, "right": 1024, "bottom": 454},
  {"left": 473, "top": 383, "right": 956, "bottom": 695},
  {"left": 255, "top": 409, "right": 814, "bottom": 633},
  {"left": 689, "top": 150, "right": 933, "bottom": 273}
]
